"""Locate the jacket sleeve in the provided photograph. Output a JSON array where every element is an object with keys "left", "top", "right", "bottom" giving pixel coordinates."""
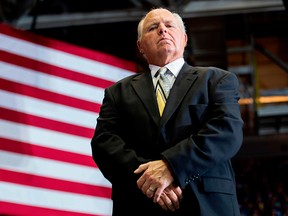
[{"left": 90, "top": 87, "right": 148, "bottom": 183}]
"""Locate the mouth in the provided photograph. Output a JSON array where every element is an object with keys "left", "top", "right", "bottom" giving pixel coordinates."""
[{"left": 158, "top": 38, "right": 170, "bottom": 44}]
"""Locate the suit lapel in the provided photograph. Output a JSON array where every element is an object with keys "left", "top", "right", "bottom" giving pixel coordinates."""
[
  {"left": 131, "top": 72, "right": 160, "bottom": 125},
  {"left": 160, "top": 64, "right": 198, "bottom": 127}
]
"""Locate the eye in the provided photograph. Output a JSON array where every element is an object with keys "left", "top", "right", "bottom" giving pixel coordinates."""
[
  {"left": 148, "top": 25, "right": 158, "bottom": 31},
  {"left": 166, "top": 23, "right": 175, "bottom": 28}
]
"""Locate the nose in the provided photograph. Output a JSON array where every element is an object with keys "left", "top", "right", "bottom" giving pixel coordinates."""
[{"left": 158, "top": 24, "right": 167, "bottom": 35}]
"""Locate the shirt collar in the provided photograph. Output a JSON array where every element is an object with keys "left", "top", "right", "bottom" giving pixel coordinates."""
[{"left": 150, "top": 58, "right": 185, "bottom": 78}]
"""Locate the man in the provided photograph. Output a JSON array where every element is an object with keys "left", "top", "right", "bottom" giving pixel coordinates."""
[{"left": 91, "top": 7, "right": 243, "bottom": 216}]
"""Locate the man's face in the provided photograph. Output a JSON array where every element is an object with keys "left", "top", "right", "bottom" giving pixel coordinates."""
[{"left": 137, "top": 9, "right": 187, "bottom": 65}]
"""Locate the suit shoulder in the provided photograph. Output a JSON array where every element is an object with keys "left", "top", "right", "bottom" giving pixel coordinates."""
[
  {"left": 194, "top": 66, "right": 237, "bottom": 78},
  {"left": 108, "top": 73, "right": 141, "bottom": 88},
  {"left": 194, "top": 66, "right": 228, "bottom": 74}
]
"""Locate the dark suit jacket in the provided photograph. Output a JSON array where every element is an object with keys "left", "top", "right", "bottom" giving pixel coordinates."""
[{"left": 91, "top": 63, "right": 243, "bottom": 216}]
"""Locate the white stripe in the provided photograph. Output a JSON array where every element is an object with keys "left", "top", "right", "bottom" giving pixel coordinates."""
[
  {"left": 0, "top": 33, "right": 134, "bottom": 82},
  {"left": 0, "top": 150, "right": 111, "bottom": 187},
  {"left": 0, "top": 90, "right": 98, "bottom": 129},
  {"left": 0, "top": 61, "right": 105, "bottom": 104},
  {"left": 0, "top": 182, "right": 112, "bottom": 215},
  {"left": 0, "top": 120, "right": 92, "bottom": 156}
]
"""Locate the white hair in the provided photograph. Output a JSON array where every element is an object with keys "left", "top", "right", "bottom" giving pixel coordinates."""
[{"left": 137, "top": 8, "right": 186, "bottom": 41}]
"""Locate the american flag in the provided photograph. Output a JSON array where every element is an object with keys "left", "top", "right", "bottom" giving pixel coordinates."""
[{"left": 0, "top": 23, "right": 136, "bottom": 216}]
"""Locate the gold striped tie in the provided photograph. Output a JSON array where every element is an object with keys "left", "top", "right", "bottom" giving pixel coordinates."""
[{"left": 155, "top": 67, "right": 171, "bottom": 116}]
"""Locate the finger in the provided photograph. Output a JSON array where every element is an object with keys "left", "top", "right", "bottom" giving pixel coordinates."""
[
  {"left": 136, "top": 169, "right": 152, "bottom": 190},
  {"left": 134, "top": 163, "right": 149, "bottom": 174},
  {"left": 153, "top": 186, "right": 166, "bottom": 203},
  {"left": 165, "top": 190, "right": 180, "bottom": 209},
  {"left": 157, "top": 197, "right": 168, "bottom": 211},
  {"left": 137, "top": 173, "right": 156, "bottom": 195},
  {"left": 138, "top": 175, "right": 156, "bottom": 194},
  {"left": 160, "top": 193, "right": 176, "bottom": 212},
  {"left": 173, "top": 186, "right": 183, "bottom": 200},
  {"left": 146, "top": 186, "right": 156, "bottom": 198},
  {"left": 136, "top": 175, "right": 145, "bottom": 189}
]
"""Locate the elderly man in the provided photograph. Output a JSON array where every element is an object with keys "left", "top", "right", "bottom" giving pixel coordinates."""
[{"left": 91, "top": 7, "right": 243, "bottom": 216}]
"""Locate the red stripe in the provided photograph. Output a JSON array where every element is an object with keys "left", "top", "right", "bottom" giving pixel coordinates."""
[
  {"left": 0, "top": 137, "right": 97, "bottom": 168},
  {"left": 0, "top": 107, "right": 95, "bottom": 138},
  {"left": 0, "top": 23, "right": 136, "bottom": 72},
  {"left": 0, "top": 201, "right": 111, "bottom": 216},
  {"left": 0, "top": 78, "right": 101, "bottom": 113},
  {"left": 0, "top": 169, "right": 111, "bottom": 199},
  {"left": 0, "top": 50, "right": 114, "bottom": 89}
]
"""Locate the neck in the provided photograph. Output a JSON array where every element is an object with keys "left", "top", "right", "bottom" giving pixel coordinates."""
[{"left": 148, "top": 56, "right": 182, "bottom": 67}]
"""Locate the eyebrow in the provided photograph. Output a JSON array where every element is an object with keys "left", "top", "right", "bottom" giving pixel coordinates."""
[{"left": 147, "top": 19, "right": 174, "bottom": 27}]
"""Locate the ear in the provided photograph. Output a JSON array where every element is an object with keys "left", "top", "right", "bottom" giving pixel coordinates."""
[
  {"left": 183, "top": 33, "right": 188, "bottom": 47},
  {"left": 137, "top": 40, "right": 143, "bottom": 53}
]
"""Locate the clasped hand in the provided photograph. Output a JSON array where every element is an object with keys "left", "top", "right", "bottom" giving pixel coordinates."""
[{"left": 134, "top": 160, "right": 183, "bottom": 211}]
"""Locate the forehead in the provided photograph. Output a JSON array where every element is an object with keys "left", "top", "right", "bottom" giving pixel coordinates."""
[{"left": 144, "top": 9, "right": 176, "bottom": 25}]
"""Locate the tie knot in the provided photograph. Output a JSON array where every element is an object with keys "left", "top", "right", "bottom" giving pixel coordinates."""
[
  {"left": 155, "top": 67, "right": 168, "bottom": 78},
  {"left": 159, "top": 67, "right": 167, "bottom": 75}
]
